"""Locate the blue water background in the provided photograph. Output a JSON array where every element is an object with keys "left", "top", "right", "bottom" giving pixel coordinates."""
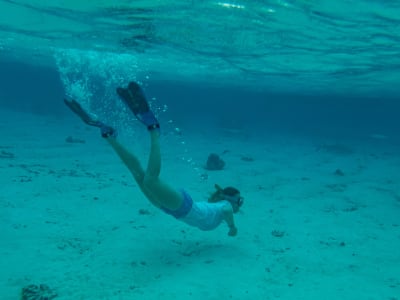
[{"left": 0, "top": 60, "right": 398, "bottom": 143}]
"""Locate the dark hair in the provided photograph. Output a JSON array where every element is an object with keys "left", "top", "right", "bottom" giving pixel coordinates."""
[
  {"left": 208, "top": 184, "right": 240, "bottom": 203},
  {"left": 222, "top": 186, "right": 240, "bottom": 196}
]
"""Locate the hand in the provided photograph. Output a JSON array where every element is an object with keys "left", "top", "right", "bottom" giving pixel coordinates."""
[{"left": 228, "top": 226, "right": 237, "bottom": 237}]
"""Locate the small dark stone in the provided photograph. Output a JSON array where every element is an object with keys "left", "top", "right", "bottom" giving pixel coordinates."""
[
  {"left": 138, "top": 209, "right": 151, "bottom": 215},
  {"left": 0, "top": 150, "right": 15, "bottom": 159},
  {"left": 65, "top": 136, "right": 85, "bottom": 144},
  {"left": 205, "top": 153, "right": 225, "bottom": 170},
  {"left": 240, "top": 155, "right": 254, "bottom": 162},
  {"left": 271, "top": 230, "right": 285, "bottom": 238},
  {"left": 21, "top": 283, "right": 57, "bottom": 300},
  {"left": 200, "top": 173, "right": 209, "bottom": 181},
  {"left": 334, "top": 169, "right": 345, "bottom": 176}
]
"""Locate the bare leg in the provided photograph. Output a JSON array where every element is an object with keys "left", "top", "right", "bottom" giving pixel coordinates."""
[
  {"left": 106, "top": 132, "right": 183, "bottom": 211},
  {"left": 145, "top": 130, "right": 161, "bottom": 179},
  {"left": 106, "top": 137, "right": 160, "bottom": 207},
  {"left": 141, "top": 130, "right": 184, "bottom": 210},
  {"left": 107, "top": 137, "right": 145, "bottom": 183},
  {"left": 112, "top": 81, "right": 183, "bottom": 211},
  {"left": 64, "top": 94, "right": 183, "bottom": 211}
]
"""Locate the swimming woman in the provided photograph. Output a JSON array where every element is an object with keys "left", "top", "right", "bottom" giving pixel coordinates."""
[{"left": 64, "top": 81, "right": 243, "bottom": 236}]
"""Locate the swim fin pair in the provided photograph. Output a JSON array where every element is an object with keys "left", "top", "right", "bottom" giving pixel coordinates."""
[{"left": 64, "top": 81, "right": 159, "bottom": 137}]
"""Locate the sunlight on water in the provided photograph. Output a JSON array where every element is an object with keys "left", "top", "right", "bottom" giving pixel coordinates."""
[
  {"left": 216, "top": 2, "right": 246, "bottom": 9},
  {"left": 0, "top": 0, "right": 399, "bottom": 96},
  {"left": 55, "top": 49, "right": 139, "bottom": 105},
  {"left": 54, "top": 47, "right": 175, "bottom": 141},
  {"left": 54, "top": 48, "right": 146, "bottom": 135}
]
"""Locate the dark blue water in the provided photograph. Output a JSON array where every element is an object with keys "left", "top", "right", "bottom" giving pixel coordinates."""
[
  {"left": 0, "top": 61, "right": 64, "bottom": 114},
  {"left": 1, "top": 61, "right": 399, "bottom": 144}
]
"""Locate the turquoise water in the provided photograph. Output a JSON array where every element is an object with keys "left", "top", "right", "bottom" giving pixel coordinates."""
[
  {"left": 1, "top": 1, "right": 400, "bottom": 299},
  {"left": 0, "top": 0, "right": 399, "bottom": 96},
  {"left": 0, "top": 0, "right": 399, "bottom": 139}
]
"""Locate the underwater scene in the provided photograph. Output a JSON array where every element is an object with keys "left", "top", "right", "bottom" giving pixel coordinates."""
[{"left": 0, "top": 1, "right": 399, "bottom": 299}]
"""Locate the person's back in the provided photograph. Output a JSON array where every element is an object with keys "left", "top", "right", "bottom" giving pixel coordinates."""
[{"left": 181, "top": 199, "right": 230, "bottom": 231}]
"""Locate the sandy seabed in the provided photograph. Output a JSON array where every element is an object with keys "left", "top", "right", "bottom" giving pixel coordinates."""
[{"left": 1, "top": 109, "right": 399, "bottom": 300}]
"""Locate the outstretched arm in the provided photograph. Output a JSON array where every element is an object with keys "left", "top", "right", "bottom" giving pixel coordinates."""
[{"left": 222, "top": 205, "right": 237, "bottom": 237}]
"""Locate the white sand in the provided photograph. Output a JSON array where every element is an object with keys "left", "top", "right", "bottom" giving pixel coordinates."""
[{"left": 1, "top": 109, "right": 399, "bottom": 300}]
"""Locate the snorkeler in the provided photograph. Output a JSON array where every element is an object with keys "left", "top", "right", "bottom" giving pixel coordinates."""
[{"left": 64, "top": 81, "right": 243, "bottom": 236}]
